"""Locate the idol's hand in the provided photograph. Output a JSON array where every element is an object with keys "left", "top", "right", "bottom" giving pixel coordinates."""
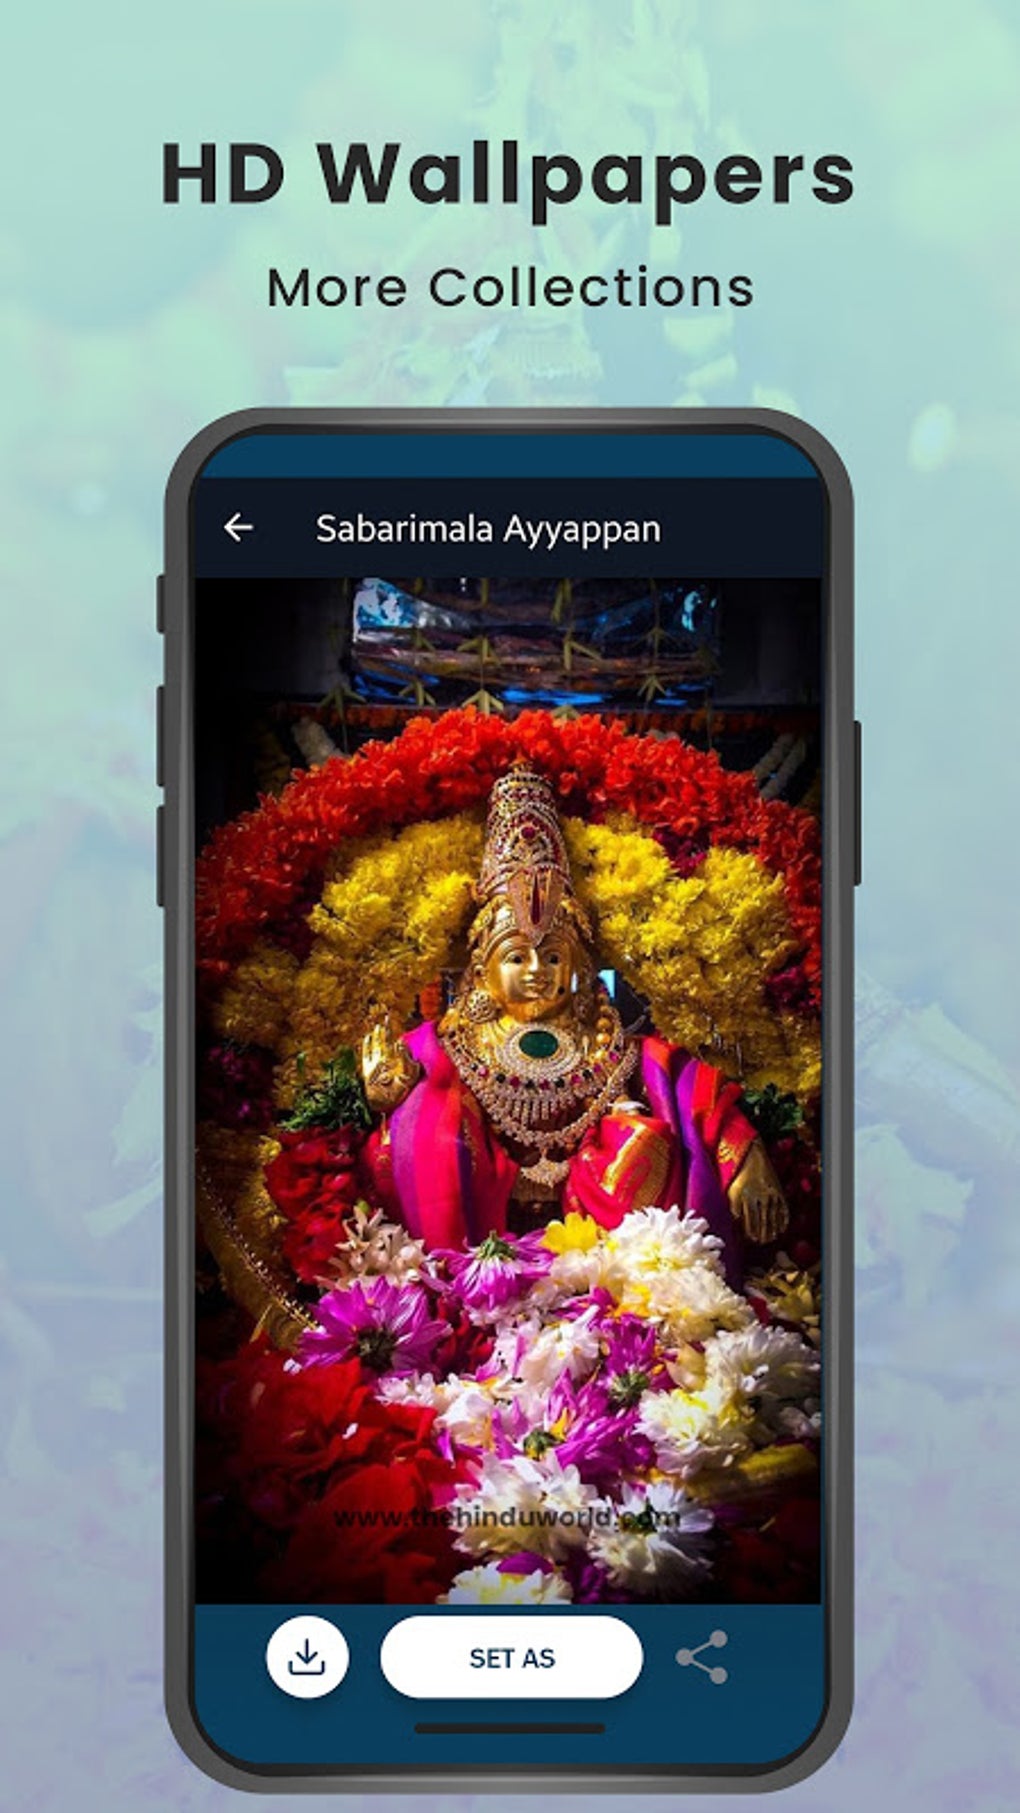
[
  {"left": 727, "top": 1139, "right": 789, "bottom": 1244},
  {"left": 361, "top": 1021, "right": 421, "bottom": 1115}
]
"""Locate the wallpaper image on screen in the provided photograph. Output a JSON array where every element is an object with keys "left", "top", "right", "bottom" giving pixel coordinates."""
[{"left": 194, "top": 572, "right": 822, "bottom": 1609}]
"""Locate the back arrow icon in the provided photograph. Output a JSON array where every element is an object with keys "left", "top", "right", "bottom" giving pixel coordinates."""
[{"left": 224, "top": 511, "right": 254, "bottom": 542}]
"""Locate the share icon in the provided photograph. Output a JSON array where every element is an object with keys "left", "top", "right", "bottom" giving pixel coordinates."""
[{"left": 675, "top": 1629, "right": 729, "bottom": 1685}]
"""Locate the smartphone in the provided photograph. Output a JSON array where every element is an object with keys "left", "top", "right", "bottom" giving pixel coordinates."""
[{"left": 161, "top": 409, "right": 854, "bottom": 1791}]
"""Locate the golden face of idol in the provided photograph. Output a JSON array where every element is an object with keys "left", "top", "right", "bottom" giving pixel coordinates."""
[{"left": 480, "top": 927, "right": 577, "bottom": 1024}]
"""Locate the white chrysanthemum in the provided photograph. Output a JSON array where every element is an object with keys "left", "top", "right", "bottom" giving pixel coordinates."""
[
  {"left": 546, "top": 1241, "right": 614, "bottom": 1297},
  {"left": 629, "top": 1261, "right": 755, "bottom": 1345},
  {"left": 374, "top": 1370, "right": 441, "bottom": 1408},
  {"left": 377, "top": 1370, "right": 495, "bottom": 1444},
  {"left": 439, "top": 1562, "right": 573, "bottom": 1605},
  {"left": 705, "top": 1325, "right": 820, "bottom": 1431},
  {"left": 603, "top": 1205, "right": 723, "bottom": 1288},
  {"left": 588, "top": 1480, "right": 713, "bottom": 1597},
  {"left": 483, "top": 1314, "right": 543, "bottom": 1384},
  {"left": 640, "top": 1326, "right": 821, "bottom": 1475},
  {"left": 637, "top": 1384, "right": 753, "bottom": 1478},
  {"left": 516, "top": 1307, "right": 603, "bottom": 1393},
  {"left": 601, "top": 1208, "right": 753, "bottom": 1343},
  {"left": 452, "top": 1452, "right": 600, "bottom": 1561},
  {"left": 433, "top": 1375, "right": 495, "bottom": 1447}
]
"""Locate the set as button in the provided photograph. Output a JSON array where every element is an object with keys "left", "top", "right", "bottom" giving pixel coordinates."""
[{"left": 381, "top": 1615, "right": 642, "bottom": 1699}]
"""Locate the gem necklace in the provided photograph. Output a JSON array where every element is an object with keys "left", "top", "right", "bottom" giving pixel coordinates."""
[{"left": 442, "top": 992, "right": 637, "bottom": 1177}]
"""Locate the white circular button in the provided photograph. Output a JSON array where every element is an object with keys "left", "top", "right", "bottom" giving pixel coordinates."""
[{"left": 265, "top": 1615, "right": 349, "bottom": 1699}]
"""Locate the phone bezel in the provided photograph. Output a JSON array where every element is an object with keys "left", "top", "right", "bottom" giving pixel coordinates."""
[{"left": 163, "top": 407, "right": 854, "bottom": 1793}]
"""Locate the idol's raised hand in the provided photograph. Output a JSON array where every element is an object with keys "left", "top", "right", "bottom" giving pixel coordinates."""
[
  {"left": 360, "top": 1020, "right": 421, "bottom": 1115},
  {"left": 727, "top": 1139, "right": 790, "bottom": 1244}
]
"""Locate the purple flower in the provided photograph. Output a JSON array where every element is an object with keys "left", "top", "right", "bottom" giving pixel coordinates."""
[
  {"left": 560, "top": 1285, "right": 615, "bottom": 1323},
  {"left": 565, "top": 1553, "right": 632, "bottom": 1605},
  {"left": 600, "top": 1316, "right": 669, "bottom": 1408},
  {"left": 555, "top": 1404, "right": 652, "bottom": 1483},
  {"left": 297, "top": 1277, "right": 447, "bottom": 1375},
  {"left": 440, "top": 1230, "right": 552, "bottom": 1315},
  {"left": 498, "top": 1552, "right": 554, "bottom": 1577},
  {"left": 492, "top": 1392, "right": 559, "bottom": 1459},
  {"left": 603, "top": 1315, "right": 658, "bottom": 1375},
  {"left": 497, "top": 1370, "right": 653, "bottom": 1486}
]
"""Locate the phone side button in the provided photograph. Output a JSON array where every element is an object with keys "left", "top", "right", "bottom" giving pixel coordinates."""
[
  {"left": 156, "top": 574, "right": 165, "bottom": 634},
  {"left": 155, "top": 686, "right": 165, "bottom": 788},
  {"left": 853, "top": 720, "right": 862, "bottom": 886},
  {"left": 156, "top": 805, "right": 165, "bottom": 908}
]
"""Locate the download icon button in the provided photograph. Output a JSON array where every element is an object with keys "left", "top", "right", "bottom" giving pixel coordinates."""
[{"left": 265, "top": 1616, "right": 349, "bottom": 1699}]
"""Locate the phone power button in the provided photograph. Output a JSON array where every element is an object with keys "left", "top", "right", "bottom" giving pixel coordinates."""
[{"left": 853, "top": 720, "right": 862, "bottom": 887}]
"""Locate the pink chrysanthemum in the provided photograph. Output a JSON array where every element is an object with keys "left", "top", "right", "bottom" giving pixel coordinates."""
[{"left": 298, "top": 1277, "right": 447, "bottom": 1375}]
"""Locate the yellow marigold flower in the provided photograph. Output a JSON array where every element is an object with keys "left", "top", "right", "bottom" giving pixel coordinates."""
[
  {"left": 280, "top": 815, "right": 485, "bottom": 1090},
  {"left": 210, "top": 943, "right": 299, "bottom": 1051},
  {"left": 541, "top": 1212, "right": 600, "bottom": 1254}
]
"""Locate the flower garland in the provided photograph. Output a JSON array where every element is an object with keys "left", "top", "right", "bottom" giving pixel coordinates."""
[
  {"left": 199, "top": 711, "right": 821, "bottom": 1113},
  {"left": 197, "top": 1207, "right": 821, "bottom": 1606},
  {"left": 564, "top": 819, "right": 819, "bottom": 1097},
  {"left": 196, "top": 709, "right": 821, "bottom": 1009},
  {"left": 207, "top": 809, "right": 817, "bottom": 1106},
  {"left": 274, "top": 816, "right": 484, "bottom": 1105}
]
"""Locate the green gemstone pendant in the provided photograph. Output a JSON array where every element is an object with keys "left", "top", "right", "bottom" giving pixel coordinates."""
[{"left": 519, "top": 1028, "right": 559, "bottom": 1059}]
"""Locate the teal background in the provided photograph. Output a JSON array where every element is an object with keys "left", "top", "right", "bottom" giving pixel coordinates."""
[{"left": 2, "top": 1, "right": 1019, "bottom": 1806}]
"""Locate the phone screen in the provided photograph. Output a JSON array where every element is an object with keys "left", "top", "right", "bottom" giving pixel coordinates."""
[{"left": 168, "top": 419, "right": 850, "bottom": 1786}]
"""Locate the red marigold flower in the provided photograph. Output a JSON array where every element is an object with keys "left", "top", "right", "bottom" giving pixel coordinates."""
[
  {"left": 263, "top": 1457, "right": 466, "bottom": 1604},
  {"left": 264, "top": 1126, "right": 362, "bottom": 1222},
  {"left": 263, "top": 1125, "right": 365, "bottom": 1282},
  {"left": 196, "top": 1336, "right": 469, "bottom": 1600}
]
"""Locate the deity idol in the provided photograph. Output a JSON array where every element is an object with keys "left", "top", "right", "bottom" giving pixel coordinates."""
[{"left": 360, "top": 766, "right": 787, "bottom": 1284}]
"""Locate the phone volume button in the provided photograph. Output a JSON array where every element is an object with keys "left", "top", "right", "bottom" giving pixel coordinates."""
[
  {"left": 156, "top": 805, "right": 165, "bottom": 909},
  {"left": 156, "top": 574, "right": 165, "bottom": 634}
]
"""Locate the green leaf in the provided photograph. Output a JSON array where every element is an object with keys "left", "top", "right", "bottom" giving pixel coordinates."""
[
  {"left": 280, "top": 1048, "right": 373, "bottom": 1132},
  {"left": 740, "top": 1083, "right": 805, "bottom": 1143}
]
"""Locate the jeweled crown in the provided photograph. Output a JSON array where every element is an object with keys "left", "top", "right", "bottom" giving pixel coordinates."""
[{"left": 475, "top": 765, "right": 577, "bottom": 944}]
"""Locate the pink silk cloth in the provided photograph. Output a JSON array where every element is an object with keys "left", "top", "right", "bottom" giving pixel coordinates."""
[{"left": 360, "top": 1023, "right": 757, "bottom": 1284}]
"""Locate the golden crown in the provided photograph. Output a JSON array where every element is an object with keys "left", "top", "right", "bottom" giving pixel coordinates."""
[{"left": 475, "top": 765, "right": 586, "bottom": 945}]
